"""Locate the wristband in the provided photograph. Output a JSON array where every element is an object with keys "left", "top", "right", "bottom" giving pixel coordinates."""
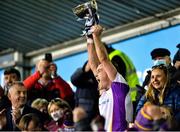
[{"left": 87, "top": 38, "right": 94, "bottom": 44}]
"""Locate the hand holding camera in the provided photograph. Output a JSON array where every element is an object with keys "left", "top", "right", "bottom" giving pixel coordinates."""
[{"left": 36, "top": 60, "right": 49, "bottom": 75}]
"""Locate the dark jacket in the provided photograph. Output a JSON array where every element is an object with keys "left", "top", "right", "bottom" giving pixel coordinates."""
[
  {"left": 170, "top": 69, "right": 180, "bottom": 84},
  {"left": 71, "top": 65, "right": 99, "bottom": 120},
  {"left": 168, "top": 65, "right": 179, "bottom": 84},
  {"left": 0, "top": 95, "right": 11, "bottom": 111},
  {"left": 5, "top": 104, "right": 46, "bottom": 131},
  {"left": 74, "top": 117, "right": 92, "bottom": 131},
  {"left": 136, "top": 84, "right": 180, "bottom": 123}
]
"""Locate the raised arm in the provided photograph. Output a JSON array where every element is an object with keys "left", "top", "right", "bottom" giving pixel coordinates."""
[
  {"left": 92, "top": 25, "right": 117, "bottom": 81},
  {"left": 87, "top": 38, "right": 100, "bottom": 77},
  {"left": 23, "top": 60, "right": 46, "bottom": 89}
]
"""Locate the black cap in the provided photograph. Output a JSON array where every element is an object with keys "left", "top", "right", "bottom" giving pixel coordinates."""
[
  {"left": 173, "top": 44, "right": 180, "bottom": 64},
  {"left": 151, "top": 48, "right": 170, "bottom": 59}
]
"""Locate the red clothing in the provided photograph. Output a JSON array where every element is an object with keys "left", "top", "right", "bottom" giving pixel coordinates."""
[{"left": 23, "top": 71, "right": 74, "bottom": 102}]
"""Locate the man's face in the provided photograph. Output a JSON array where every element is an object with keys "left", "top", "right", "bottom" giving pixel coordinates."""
[
  {"left": 4, "top": 73, "right": 19, "bottom": 87},
  {"left": 8, "top": 84, "right": 27, "bottom": 108},
  {"left": 48, "top": 63, "right": 57, "bottom": 77},
  {"left": 96, "top": 64, "right": 108, "bottom": 90},
  {"left": 49, "top": 63, "right": 57, "bottom": 73}
]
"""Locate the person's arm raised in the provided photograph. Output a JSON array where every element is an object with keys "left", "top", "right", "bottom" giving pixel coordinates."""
[
  {"left": 87, "top": 37, "right": 100, "bottom": 77},
  {"left": 92, "top": 25, "right": 117, "bottom": 81}
]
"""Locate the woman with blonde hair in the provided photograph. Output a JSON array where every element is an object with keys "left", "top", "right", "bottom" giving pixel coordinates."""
[
  {"left": 45, "top": 98, "right": 74, "bottom": 131},
  {"left": 136, "top": 64, "right": 180, "bottom": 125}
]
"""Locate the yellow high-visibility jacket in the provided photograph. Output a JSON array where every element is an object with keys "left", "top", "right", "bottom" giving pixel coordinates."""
[{"left": 109, "top": 50, "right": 140, "bottom": 101}]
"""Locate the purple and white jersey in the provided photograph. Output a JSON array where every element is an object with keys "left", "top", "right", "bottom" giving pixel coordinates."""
[{"left": 99, "top": 73, "right": 133, "bottom": 131}]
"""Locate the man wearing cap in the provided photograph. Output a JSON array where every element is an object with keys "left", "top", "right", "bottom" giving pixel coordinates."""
[{"left": 151, "top": 48, "right": 171, "bottom": 67}]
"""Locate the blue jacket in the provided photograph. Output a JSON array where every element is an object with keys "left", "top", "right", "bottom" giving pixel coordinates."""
[{"left": 136, "top": 83, "right": 180, "bottom": 123}]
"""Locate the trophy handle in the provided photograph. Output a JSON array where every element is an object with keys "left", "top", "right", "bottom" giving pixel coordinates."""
[{"left": 91, "top": 0, "right": 98, "bottom": 10}]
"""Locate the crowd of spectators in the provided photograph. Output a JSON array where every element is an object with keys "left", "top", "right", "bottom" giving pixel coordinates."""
[{"left": 0, "top": 24, "right": 180, "bottom": 131}]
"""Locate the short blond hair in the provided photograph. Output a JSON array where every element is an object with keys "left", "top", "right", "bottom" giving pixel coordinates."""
[
  {"left": 47, "top": 98, "right": 71, "bottom": 114},
  {"left": 31, "top": 98, "right": 48, "bottom": 109}
]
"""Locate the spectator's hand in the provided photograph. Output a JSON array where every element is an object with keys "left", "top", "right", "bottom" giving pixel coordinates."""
[
  {"left": 11, "top": 108, "right": 21, "bottom": 124},
  {"left": 36, "top": 60, "right": 47, "bottom": 75}
]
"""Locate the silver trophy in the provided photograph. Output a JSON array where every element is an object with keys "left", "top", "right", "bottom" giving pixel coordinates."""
[{"left": 73, "top": 0, "right": 99, "bottom": 37}]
